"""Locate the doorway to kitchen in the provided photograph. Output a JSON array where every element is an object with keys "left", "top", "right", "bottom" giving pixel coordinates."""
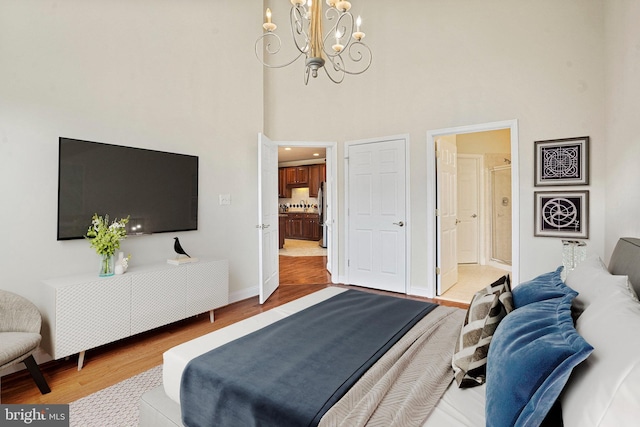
[{"left": 277, "top": 141, "right": 337, "bottom": 286}]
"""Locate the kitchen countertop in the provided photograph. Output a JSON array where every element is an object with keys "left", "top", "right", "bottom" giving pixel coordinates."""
[{"left": 280, "top": 209, "right": 319, "bottom": 214}]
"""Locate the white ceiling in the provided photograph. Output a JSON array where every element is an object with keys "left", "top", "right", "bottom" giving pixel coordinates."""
[{"left": 278, "top": 146, "right": 326, "bottom": 163}]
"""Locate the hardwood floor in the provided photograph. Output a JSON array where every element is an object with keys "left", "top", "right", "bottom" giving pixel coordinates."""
[
  {"left": 1, "top": 255, "right": 466, "bottom": 404},
  {"left": 279, "top": 254, "right": 332, "bottom": 284}
]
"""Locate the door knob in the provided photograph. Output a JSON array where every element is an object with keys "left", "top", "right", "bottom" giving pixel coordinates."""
[
  {"left": 471, "top": 214, "right": 478, "bottom": 218},
  {"left": 393, "top": 221, "right": 404, "bottom": 227}
]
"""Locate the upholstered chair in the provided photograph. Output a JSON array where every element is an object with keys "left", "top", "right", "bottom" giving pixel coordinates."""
[{"left": 0, "top": 290, "right": 51, "bottom": 394}]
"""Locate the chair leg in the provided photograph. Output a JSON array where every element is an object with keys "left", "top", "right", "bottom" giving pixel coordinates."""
[{"left": 23, "top": 354, "right": 51, "bottom": 394}]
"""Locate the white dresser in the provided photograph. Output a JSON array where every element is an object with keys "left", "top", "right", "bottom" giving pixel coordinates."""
[{"left": 41, "top": 259, "right": 228, "bottom": 370}]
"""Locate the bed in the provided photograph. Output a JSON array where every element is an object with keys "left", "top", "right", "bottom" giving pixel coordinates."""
[{"left": 139, "top": 237, "right": 640, "bottom": 427}]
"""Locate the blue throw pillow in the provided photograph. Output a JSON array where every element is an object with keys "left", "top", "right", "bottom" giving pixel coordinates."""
[
  {"left": 485, "top": 293, "right": 593, "bottom": 427},
  {"left": 511, "top": 266, "right": 575, "bottom": 308}
]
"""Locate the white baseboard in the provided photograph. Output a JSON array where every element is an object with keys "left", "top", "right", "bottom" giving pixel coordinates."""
[
  {"left": 408, "top": 285, "right": 433, "bottom": 299},
  {"left": 229, "top": 286, "right": 258, "bottom": 304}
]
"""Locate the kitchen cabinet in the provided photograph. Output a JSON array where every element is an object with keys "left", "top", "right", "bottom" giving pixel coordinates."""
[
  {"left": 284, "top": 212, "right": 321, "bottom": 241},
  {"left": 308, "top": 164, "right": 326, "bottom": 198},
  {"left": 303, "top": 214, "right": 321, "bottom": 240},
  {"left": 278, "top": 164, "right": 324, "bottom": 197},
  {"left": 285, "top": 166, "right": 309, "bottom": 186},
  {"left": 287, "top": 214, "right": 304, "bottom": 239},
  {"left": 278, "top": 168, "right": 291, "bottom": 198}
]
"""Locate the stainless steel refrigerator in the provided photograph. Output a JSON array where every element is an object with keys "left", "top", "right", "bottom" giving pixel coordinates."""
[{"left": 318, "top": 181, "right": 327, "bottom": 248}]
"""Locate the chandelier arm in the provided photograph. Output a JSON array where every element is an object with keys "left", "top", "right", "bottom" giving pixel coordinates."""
[
  {"left": 326, "top": 41, "right": 372, "bottom": 75},
  {"left": 255, "top": 34, "right": 306, "bottom": 69},
  {"left": 322, "top": 56, "right": 346, "bottom": 84},
  {"left": 290, "top": 5, "right": 311, "bottom": 55},
  {"left": 344, "top": 41, "right": 373, "bottom": 74},
  {"left": 325, "top": 5, "right": 340, "bottom": 21},
  {"left": 322, "top": 12, "right": 353, "bottom": 56}
]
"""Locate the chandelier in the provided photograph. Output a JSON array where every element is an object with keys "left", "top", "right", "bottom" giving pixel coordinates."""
[{"left": 256, "top": 0, "right": 372, "bottom": 84}]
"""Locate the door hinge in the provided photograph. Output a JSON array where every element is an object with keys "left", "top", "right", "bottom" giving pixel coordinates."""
[
  {"left": 348, "top": 259, "right": 350, "bottom": 267},
  {"left": 435, "top": 209, "right": 440, "bottom": 216},
  {"left": 435, "top": 267, "right": 441, "bottom": 275}
]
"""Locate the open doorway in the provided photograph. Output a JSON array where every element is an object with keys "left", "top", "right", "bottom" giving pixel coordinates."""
[
  {"left": 426, "top": 120, "right": 520, "bottom": 302},
  {"left": 438, "top": 130, "right": 512, "bottom": 304},
  {"left": 277, "top": 143, "right": 336, "bottom": 286}
]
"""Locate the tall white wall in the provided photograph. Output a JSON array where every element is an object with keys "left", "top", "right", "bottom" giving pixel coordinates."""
[
  {"left": 604, "top": 0, "right": 640, "bottom": 258},
  {"left": 0, "top": 1, "right": 263, "bottom": 303},
  {"left": 264, "top": 0, "right": 607, "bottom": 285},
  {"left": 0, "top": 0, "right": 618, "bottom": 314}
]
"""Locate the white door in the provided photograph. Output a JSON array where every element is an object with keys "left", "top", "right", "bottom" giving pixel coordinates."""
[
  {"left": 436, "top": 138, "right": 458, "bottom": 295},
  {"left": 347, "top": 138, "right": 407, "bottom": 294},
  {"left": 257, "top": 133, "right": 279, "bottom": 304},
  {"left": 457, "top": 156, "right": 480, "bottom": 264}
]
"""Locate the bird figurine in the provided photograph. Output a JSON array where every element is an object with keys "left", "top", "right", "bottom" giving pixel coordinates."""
[{"left": 173, "top": 237, "right": 190, "bottom": 258}]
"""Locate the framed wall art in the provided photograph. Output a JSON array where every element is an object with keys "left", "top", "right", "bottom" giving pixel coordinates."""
[
  {"left": 534, "top": 191, "right": 589, "bottom": 238},
  {"left": 535, "top": 136, "right": 589, "bottom": 186}
]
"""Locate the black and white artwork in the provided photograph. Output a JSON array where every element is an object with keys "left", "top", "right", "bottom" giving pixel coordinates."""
[
  {"left": 535, "top": 136, "right": 589, "bottom": 186},
  {"left": 535, "top": 191, "right": 589, "bottom": 238}
]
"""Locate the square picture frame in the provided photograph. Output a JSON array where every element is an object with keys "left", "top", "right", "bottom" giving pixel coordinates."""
[
  {"left": 534, "top": 191, "right": 589, "bottom": 238},
  {"left": 535, "top": 136, "right": 589, "bottom": 186}
]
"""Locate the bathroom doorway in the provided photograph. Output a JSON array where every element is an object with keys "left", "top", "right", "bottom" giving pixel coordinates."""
[{"left": 426, "top": 120, "right": 520, "bottom": 302}]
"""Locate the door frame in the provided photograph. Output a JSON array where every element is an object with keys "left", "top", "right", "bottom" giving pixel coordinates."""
[
  {"left": 344, "top": 134, "right": 411, "bottom": 293},
  {"left": 276, "top": 139, "right": 338, "bottom": 281},
  {"left": 425, "top": 120, "right": 519, "bottom": 299}
]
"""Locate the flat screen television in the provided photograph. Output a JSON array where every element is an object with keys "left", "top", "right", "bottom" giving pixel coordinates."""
[{"left": 57, "top": 137, "right": 198, "bottom": 240}]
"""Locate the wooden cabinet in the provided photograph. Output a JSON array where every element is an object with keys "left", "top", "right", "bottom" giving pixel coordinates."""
[
  {"left": 286, "top": 213, "right": 304, "bottom": 239},
  {"left": 285, "top": 166, "right": 309, "bottom": 186},
  {"left": 284, "top": 213, "right": 321, "bottom": 241},
  {"left": 303, "top": 214, "right": 321, "bottom": 240},
  {"left": 279, "top": 164, "right": 325, "bottom": 197},
  {"left": 278, "top": 168, "right": 291, "bottom": 198},
  {"left": 308, "top": 164, "right": 326, "bottom": 198}
]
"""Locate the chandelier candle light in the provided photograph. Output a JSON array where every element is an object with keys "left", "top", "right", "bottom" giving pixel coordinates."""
[{"left": 257, "top": 0, "right": 372, "bottom": 84}]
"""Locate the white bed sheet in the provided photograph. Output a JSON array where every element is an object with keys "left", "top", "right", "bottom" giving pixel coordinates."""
[
  {"left": 424, "top": 381, "right": 486, "bottom": 426},
  {"left": 162, "top": 286, "right": 486, "bottom": 426}
]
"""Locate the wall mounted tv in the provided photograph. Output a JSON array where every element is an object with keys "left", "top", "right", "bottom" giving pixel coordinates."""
[{"left": 57, "top": 137, "right": 198, "bottom": 240}]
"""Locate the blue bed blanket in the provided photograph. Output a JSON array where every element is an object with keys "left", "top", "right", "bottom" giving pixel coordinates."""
[{"left": 180, "top": 289, "right": 438, "bottom": 427}]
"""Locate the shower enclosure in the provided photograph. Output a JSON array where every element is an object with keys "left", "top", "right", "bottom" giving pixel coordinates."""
[{"left": 489, "top": 165, "right": 512, "bottom": 265}]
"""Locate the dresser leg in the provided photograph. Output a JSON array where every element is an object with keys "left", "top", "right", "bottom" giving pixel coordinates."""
[{"left": 77, "top": 350, "right": 86, "bottom": 371}]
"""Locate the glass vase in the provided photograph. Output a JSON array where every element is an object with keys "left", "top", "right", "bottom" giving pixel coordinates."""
[{"left": 99, "top": 253, "right": 115, "bottom": 277}]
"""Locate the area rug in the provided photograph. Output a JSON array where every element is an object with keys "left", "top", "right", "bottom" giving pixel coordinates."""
[
  {"left": 279, "top": 239, "right": 327, "bottom": 257},
  {"left": 69, "top": 365, "right": 162, "bottom": 427}
]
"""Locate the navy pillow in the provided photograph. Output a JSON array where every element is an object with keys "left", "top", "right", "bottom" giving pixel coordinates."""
[
  {"left": 511, "top": 266, "right": 575, "bottom": 308},
  {"left": 485, "top": 293, "right": 593, "bottom": 427}
]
